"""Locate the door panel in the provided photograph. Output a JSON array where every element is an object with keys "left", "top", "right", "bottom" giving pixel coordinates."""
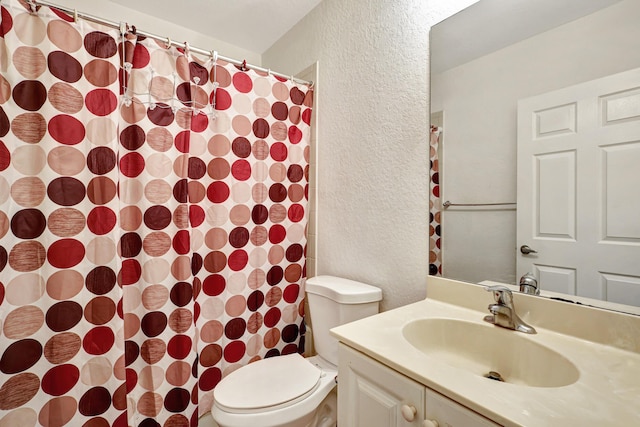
[
  {"left": 602, "top": 142, "right": 640, "bottom": 241},
  {"left": 536, "top": 150, "right": 576, "bottom": 239},
  {"left": 601, "top": 273, "right": 640, "bottom": 306},
  {"left": 534, "top": 265, "right": 577, "bottom": 295},
  {"left": 517, "top": 67, "right": 640, "bottom": 304}
]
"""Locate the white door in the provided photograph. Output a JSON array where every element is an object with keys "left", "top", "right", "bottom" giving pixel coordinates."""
[{"left": 517, "top": 67, "right": 640, "bottom": 306}]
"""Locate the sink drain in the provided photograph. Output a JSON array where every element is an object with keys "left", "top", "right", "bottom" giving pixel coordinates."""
[{"left": 484, "top": 371, "right": 504, "bottom": 382}]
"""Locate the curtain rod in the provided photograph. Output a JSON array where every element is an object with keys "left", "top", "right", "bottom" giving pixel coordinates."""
[
  {"left": 443, "top": 201, "right": 517, "bottom": 208},
  {"left": 29, "top": 0, "right": 312, "bottom": 86}
]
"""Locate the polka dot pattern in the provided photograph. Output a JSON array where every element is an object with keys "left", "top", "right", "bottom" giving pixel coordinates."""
[
  {"left": 0, "top": 3, "right": 125, "bottom": 425},
  {"left": 429, "top": 126, "right": 442, "bottom": 276},
  {"left": 0, "top": 1, "right": 312, "bottom": 425}
]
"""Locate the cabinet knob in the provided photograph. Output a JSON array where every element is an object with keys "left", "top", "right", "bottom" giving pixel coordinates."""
[
  {"left": 401, "top": 404, "right": 417, "bottom": 422},
  {"left": 423, "top": 420, "right": 439, "bottom": 427}
]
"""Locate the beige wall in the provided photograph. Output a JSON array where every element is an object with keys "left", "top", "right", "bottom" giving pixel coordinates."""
[
  {"left": 263, "top": 0, "right": 479, "bottom": 311},
  {"left": 431, "top": 0, "right": 640, "bottom": 285}
]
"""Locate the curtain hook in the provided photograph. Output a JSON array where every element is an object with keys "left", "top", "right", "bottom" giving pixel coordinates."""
[
  {"left": 119, "top": 21, "right": 126, "bottom": 37},
  {"left": 27, "top": 0, "right": 37, "bottom": 13},
  {"left": 73, "top": 8, "right": 78, "bottom": 23},
  {"left": 184, "top": 41, "right": 190, "bottom": 56},
  {"left": 241, "top": 59, "right": 248, "bottom": 71},
  {"left": 210, "top": 50, "right": 218, "bottom": 63}
]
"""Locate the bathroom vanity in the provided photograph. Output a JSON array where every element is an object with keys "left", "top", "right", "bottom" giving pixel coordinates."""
[
  {"left": 330, "top": 277, "right": 640, "bottom": 426},
  {"left": 339, "top": 344, "right": 497, "bottom": 426}
]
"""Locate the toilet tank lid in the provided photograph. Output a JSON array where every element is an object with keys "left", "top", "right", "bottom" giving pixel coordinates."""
[{"left": 306, "top": 275, "right": 382, "bottom": 304}]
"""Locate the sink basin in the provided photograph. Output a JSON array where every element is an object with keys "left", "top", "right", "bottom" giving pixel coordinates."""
[{"left": 402, "top": 318, "right": 579, "bottom": 388}]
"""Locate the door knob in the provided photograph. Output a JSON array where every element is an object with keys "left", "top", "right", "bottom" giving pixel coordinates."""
[
  {"left": 423, "top": 420, "right": 440, "bottom": 427},
  {"left": 401, "top": 404, "right": 417, "bottom": 422},
  {"left": 520, "top": 245, "right": 537, "bottom": 255}
]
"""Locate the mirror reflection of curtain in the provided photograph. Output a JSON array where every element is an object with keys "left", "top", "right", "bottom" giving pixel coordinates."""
[
  {"left": 0, "top": 0, "right": 313, "bottom": 425},
  {"left": 429, "top": 125, "right": 442, "bottom": 275}
]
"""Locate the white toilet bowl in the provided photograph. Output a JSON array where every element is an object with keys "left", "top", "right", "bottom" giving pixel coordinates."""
[
  {"left": 212, "top": 276, "right": 382, "bottom": 427},
  {"left": 212, "top": 353, "right": 337, "bottom": 427}
]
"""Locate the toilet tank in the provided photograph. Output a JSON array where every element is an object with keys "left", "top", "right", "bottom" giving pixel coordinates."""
[{"left": 306, "top": 275, "right": 382, "bottom": 366}]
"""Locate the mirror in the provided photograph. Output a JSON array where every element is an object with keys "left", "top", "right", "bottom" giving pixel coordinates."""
[{"left": 430, "top": 0, "right": 640, "bottom": 312}]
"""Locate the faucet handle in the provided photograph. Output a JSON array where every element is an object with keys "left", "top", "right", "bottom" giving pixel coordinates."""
[
  {"left": 484, "top": 285, "right": 513, "bottom": 304},
  {"left": 485, "top": 284, "right": 511, "bottom": 293},
  {"left": 519, "top": 272, "right": 540, "bottom": 295}
]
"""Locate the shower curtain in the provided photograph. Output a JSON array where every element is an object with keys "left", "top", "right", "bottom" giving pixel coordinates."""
[
  {"left": 0, "top": 1, "right": 312, "bottom": 426},
  {"left": 429, "top": 125, "right": 441, "bottom": 276}
]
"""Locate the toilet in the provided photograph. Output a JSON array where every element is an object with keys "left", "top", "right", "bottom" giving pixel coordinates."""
[{"left": 211, "top": 275, "right": 382, "bottom": 427}]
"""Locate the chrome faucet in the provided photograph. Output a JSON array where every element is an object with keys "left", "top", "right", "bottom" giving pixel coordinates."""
[
  {"left": 519, "top": 272, "right": 539, "bottom": 295},
  {"left": 483, "top": 285, "right": 536, "bottom": 334}
]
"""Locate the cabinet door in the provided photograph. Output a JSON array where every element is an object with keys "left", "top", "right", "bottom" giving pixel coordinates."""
[
  {"left": 338, "top": 344, "right": 425, "bottom": 427},
  {"left": 425, "top": 388, "right": 500, "bottom": 427}
]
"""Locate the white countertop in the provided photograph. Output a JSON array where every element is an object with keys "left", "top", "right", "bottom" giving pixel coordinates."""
[{"left": 330, "top": 277, "right": 640, "bottom": 426}]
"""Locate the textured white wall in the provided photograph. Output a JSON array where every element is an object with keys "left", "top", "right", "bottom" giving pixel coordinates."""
[
  {"left": 432, "top": 0, "right": 640, "bottom": 285},
  {"left": 263, "top": 0, "right": 478, "bottom": 311}
]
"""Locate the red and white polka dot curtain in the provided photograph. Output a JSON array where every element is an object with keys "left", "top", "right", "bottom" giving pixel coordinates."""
[
  {"left": 429, "top": 125, "right": 442, "bottom": 276},
  {"left": 0, "top": 0, "right": 312, "bottom": 425}
]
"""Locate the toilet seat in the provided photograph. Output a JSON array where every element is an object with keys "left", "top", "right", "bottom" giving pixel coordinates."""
[{"left": 214, "top": 353, "right": 322, "bottom": 413}]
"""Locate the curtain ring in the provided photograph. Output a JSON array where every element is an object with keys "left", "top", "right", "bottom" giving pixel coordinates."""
[
  {"left": 73, "top": 8, "right": 78, "bottom": 23},
  {"left": 165, "top": 36, "right": 172, "bottom": 49},
  {"left": 211, "top": 50, "right": 218, "bottom": 63},
  {"left": 27, "top": 0, "right": 37, "bottom": 13},
  {"left": 184, "top": 41, "right": 190, "bottom": 55}
]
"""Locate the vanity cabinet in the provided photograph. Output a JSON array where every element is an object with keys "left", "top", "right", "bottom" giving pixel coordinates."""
[{"left": 338, "top": 344, "right": 500, "bottom": 427}]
